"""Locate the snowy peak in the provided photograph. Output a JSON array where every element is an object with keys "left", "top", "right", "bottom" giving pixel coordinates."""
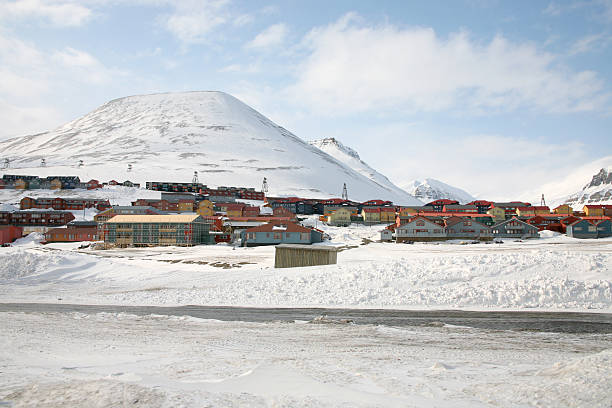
[
  {"left": 0, "top": 91, "right": 422, "bottom": 205},
  {"left": 310, "top": 138, "right": 360, "bottom": 160},
  {"left": 562, "top": 166, "right": 612, "bottom": 207},
  {"left": 308, "top": 137, "right": 422, "bottom": 204},
  {"left": 584, "top": 168, "right": 612, "bottom": 189},
  {"left": 405, "top": 178, "right": 475, "bottom": 204}
]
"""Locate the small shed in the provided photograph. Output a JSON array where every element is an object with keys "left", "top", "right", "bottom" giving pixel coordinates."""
[{"left": 274, "top": 244, "right": 338, "bottom": 268}]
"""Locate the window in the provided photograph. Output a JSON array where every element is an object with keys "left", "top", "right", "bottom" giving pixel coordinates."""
[
  {"left": 416, "top": 220, "right": 425, "bottom": 226},
  {"left": 463, "top": 220, "right": 472, "bottom": 226},
  {"left": 301, "top": 232, "right": 310, "bottom": 241},
  {"left": 274, "top": 232, "right": 282, "bottom": 239}
]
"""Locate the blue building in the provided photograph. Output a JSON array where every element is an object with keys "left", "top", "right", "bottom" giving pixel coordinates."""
[{"left": 491, "top": 217, "right": 539, "bottom": 239}]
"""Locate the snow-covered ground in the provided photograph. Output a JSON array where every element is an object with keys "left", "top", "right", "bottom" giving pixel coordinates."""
[
  {"left": 1, "top": 218, "right": 611, "bottom": 312},
  {"left": 1, "top": 311, "right": 610, "bottom": 407}
]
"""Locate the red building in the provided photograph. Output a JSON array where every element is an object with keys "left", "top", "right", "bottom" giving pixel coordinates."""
[
  {"left": 427, "top": 199, "right": 460, "bottom": 212},
  {"left": 132, "top": 199, "right": 178, "bottom": 212},
  {"left": 20, "top": 197, "right": 110, "bottom": 211},
  {"left": 44, "top": 226, "right": 99, "bottom": 243},
  {"left": 0, "top": 225, "right": 23, "bottom": 245},
  {"left": 0, "top": 211, "right": 75, "bottom": 226}
]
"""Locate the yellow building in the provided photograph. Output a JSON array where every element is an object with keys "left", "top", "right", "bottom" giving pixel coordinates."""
[
  {"left": 14, "top": 179, "right": 28, "bottom": 190},
  {"left": 398, "top": 207, "right": 415, "bottom": 218},
  {"left": 327, "top": 208, "right": 352, "bottom": 226},
  {"left": 584, "top": 205, "right": 604, "bottom": 217},
  {"left": 50, "top": 179, "right": 62, "bottom": 190},
  {"left": 177, "top": 200, "right": 195, "bottom": 213},
  {"left": 487, "top": 206, "right": 506, "bottom": 223},
  {"left": 553, "top": 204, "right": 573, "bottom": 215},
  {"left": 197, "top": 200, "right": 214, "bottom": 217},
  {"left": 361, "top": 208, "right": 381, "bottom": 224},
  {"left": 379, "top": 208, "right": 396, "bottom": 223}
]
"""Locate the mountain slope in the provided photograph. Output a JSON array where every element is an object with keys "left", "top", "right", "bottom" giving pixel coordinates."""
[
  {"left": 308, "top": 138, "right": 422, "bottom": 205},
  {"left": 561, "top": 167, "right": 612, "bottom": 207},
  {"left": 404, "top": 178, "right": 475, "bottom": 204},
  {"left": 0, "top": 91, "right": 421, "bottom": 204}
]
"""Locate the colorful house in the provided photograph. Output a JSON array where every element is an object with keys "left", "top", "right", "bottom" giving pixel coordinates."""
[
  {"left": 426, "top": 199, "right": 459, "bottom": 212},
  {"left": 197, "top": 200, "right": 214, "bottom": 217},
  {"left": 595, "top": 219, "right": 612, "bottom": 238},
  {"left": 14, "top": 178, "right": 28, "bottom": 190},
  {"left": 327, "top": 207, "right": 353, "bottom": 226},
  {"left": 0, "top": 225, "right": 23, "bottom": 245},
  {"left": 379, "top": 207, "right": 396, "bottom": 223},
  {"left": 445, "top": 217, "right": 492, "bottom": 240},
  {"left": 361, "top": 207, "right": 381, "bottom": 224},
  {"left": 395, "top": 216, "right": 446, "bottom": 242},
  {"left": 583, "top": 205, "right": 605, "bottom": 217},
  {"left": 516, "top": 206, "right": 550, "bottom": 217},
  {"left": 491, "top": 217, "right": 539, "bottom": 239},
  {"left": 486, "top": 206, "right": 506, "bottom": 223},
  {"left": 553, "top": 204, "right": 573, "bottom": 215},
  {"left": 566, "top": 219, "right": 598, "bottom": 239},
  {"left": 44, "top": 225, "right": 99, "bottom": 243},
  {"left": 241, "top": 222, "right": 323, "bottom": 247}
]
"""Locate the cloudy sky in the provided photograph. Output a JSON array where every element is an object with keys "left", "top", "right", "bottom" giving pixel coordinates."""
[{"left": 1, "top": 0, "right": 611, "bottom": 200}]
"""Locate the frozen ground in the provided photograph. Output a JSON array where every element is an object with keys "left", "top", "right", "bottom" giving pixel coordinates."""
[
  {"left": 0, "top": 218, "right": 611, "bottom": 311},
  {"left": 0, "top": 311, "right": 610, "bottom": 407}
]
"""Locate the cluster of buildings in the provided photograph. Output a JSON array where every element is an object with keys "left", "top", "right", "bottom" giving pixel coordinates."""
[
  {"left": 0, "top": 174, "right": 141, "bottom": 190},
  {"left": 2, "top": 174, "right": 612, "bottom": 246}
]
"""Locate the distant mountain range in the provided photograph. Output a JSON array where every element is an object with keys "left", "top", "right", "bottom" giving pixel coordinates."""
[{"left": 403, "top": 178, "right": 475, "bottom": 204}]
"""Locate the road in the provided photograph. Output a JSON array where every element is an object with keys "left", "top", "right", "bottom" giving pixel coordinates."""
[{"left": 1, "top": 302, "right": 611, "bottom": 333}]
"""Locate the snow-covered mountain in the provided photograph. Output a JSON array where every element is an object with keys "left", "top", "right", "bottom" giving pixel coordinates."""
[
  {"left": 308, "top": 138, "right": 422, "bottom": 205},
  {"left": 0, "top": 91, "right": 422, "bottom": 204},
  {"left": 561, "top": 167, "right": 612, "bottom": 207},
  {"left": 404, "top": 178, "right": 475, "bottom": 204}
]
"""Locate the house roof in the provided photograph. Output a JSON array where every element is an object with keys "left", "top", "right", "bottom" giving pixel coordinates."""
[
  {"left": 243, "top": 221, "right": 312, "bottom": 234},
  {"left": 444, "top": 216, "right": 489, "bottom": 228},
  {"left": 517, "top": 206, "right": 550, "bottom": 211},
  {"left": 426, "top": 199, "right": 459, "bottom": 205},
  {"left": 106, "top": 214, "right": 202, "bottom": 223},
  {"left": 363, "top": 208, "right": 381, "bottom": 213}
]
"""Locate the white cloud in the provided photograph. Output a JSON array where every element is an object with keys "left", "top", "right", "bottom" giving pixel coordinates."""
[
  {"left": 287, "top": 13, "right": 609, "bottom": 116},
  {"left": 0, "top": 33, "right": 126, "bottom": 138},
  {"left": 246, "top": 23, "right": 288, "bottom": 49},
  {"left": 163, "top": 0, "right": 231, "bottom": 44},
  {"left": 568, "top": 33, "right": 612, "bottom": 55},
  {"left": 0, "top": 0, "right": 92, "bottom": 26}
]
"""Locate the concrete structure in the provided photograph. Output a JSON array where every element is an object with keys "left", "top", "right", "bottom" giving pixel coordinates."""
[
  {"left": 104, "top": 214, "right": 213, "bottom": 247},
  {"left": 274, "top": 244, "right": 337, "bottom": 268}
]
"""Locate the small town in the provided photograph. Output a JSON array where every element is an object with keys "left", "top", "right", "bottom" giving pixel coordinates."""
[
  {"left": 1, "top": 2, "right": 611, "bottom": 407},
  {"left": 2, "top": 174, "right": 612, "bottom": 255}
]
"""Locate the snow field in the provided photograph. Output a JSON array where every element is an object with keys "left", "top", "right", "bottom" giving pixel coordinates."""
[
  {"left": 1, "top": 235, "right": 611, "bottom": 311},
  {"left": 1, "top": 311, "right": 610, "bottom": 407}
]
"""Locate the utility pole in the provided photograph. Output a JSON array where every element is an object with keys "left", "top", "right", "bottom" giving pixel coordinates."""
[
  {"left": 540, "top": 194, "right": 546, "bottom": 207},
  {"left": 261, "top": 177, "right": 269, "bottom": 193},
  {"left": 342, "top": 183, "right": 348, "bottom": 201},
  {"left": 40, "top": 158, "right": 46, "bottom": 167},
  {"left": 192, "top": 171, "right": 199, "bottom": 184}
]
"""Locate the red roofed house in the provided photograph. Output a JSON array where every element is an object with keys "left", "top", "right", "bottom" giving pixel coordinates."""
[
  {"left": 427, "top": 199, "right": 460, "bottom": 212},
  {"left": 516, "top": 206, "right": 550, "bottom": 217},
  {"left": 0, "top": 225, "right": 23, "bottom": 245},
  {"left": 361, "top": 207, "right": 381, "bottom": 224}
]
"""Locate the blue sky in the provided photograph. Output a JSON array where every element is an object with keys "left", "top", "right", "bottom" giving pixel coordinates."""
[{"left": 1, "top": 0, "right": 611, "bottom": 199}]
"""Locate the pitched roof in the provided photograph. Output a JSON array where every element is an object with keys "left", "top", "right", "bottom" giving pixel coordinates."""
[
  {"left": 106, "top": 214, "right": 202, "bottom": 223},
  {"left": 243, "top": 221, "right": 312, "bottom": 234}
]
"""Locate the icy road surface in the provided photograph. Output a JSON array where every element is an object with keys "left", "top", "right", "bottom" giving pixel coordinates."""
[{"left": 1, "top": 311, "right": 611, "bottom": 407}]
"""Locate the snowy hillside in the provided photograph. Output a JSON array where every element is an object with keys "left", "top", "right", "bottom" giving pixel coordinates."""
[
  {"left": 309, "top": 138, "right": 421, "bottom": 204},
  {"left": 0, "top": 91, "right": 421, "bottom": 205},
  {"left": 562, "top": 167, "right": 612, "bottom": 207},
  {"left": 530, "top": 155, "right": 612, "bottom": 207},
  {"left": 403, "top": 178, "right": 475, "bottom": 204}
]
